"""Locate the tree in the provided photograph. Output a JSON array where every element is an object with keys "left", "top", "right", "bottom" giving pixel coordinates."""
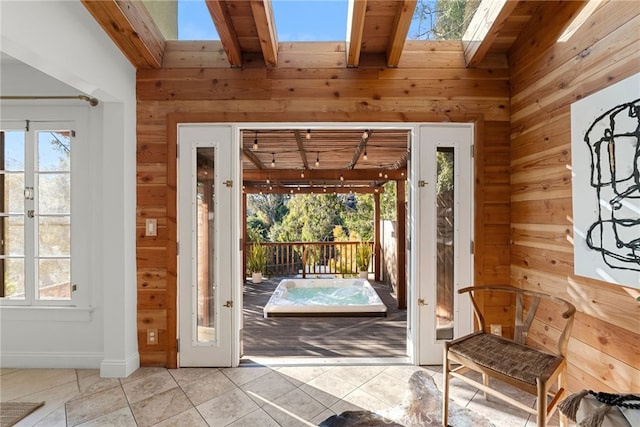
[
  {"left": 343, "top": 194, "right": 374, "bottom": 241},
  {"left": 274, "top": 194, "right": 345, "bottom": 242},
  {"left": 410, "top": 0, "right": 481, "bottom": 40}
]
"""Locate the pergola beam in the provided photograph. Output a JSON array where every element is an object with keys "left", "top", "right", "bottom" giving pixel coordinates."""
[
  {"left": 462, "top": 0, "right": 520, "bottom": 67},
  {"left": 243, "top": 168, "right": 406, "bottom": 181},
  {"left": 206, "top": 0, "right": 243, "bottom": 67},
  {"left": 250, "top": 0, "right": 279, "bottom": 67},
  {"left": 81, "top": 0, "right": 165, "bottom": 69},
  {"left": 386, "top": 0, "right": 417, "bottom": 67},
  {"left": 243, "top": 186, "right": 385, "bottom": 194},
  {"left": 346, "top": 0, "right": 368, "bottom": 67},
  {"left": 293, "top": 130, "right": 310, "bottom": 170}
]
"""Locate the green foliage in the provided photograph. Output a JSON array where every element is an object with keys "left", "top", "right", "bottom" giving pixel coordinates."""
[
  {"left": 343, "top": 194, "right": 374, "bottom": 241},
  {"left": 246, "top": 243, "right": 267, "bottom": 273},
  {"left": 410, "top": 0, "right": 481, "bottom": 40},
  {"left": 355, "top": 242, "right": 372, "bottom": 271},
  {"left": 380, "top": 181, "right": 397, "bottom": 221},
  {"left": 436, "top": 149, "right": 455, "bottom": 194},
  {"left": 274, "top": 194, "right": 345, "bottom": 242}
]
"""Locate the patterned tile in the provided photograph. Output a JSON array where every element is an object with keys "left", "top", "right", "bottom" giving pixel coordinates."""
[
  {"left": 151, "top": 408, "right": 208, "bottom": 427},
  {"left": 197, "top": 388, "right": 260, "bottom": 426},
  {"left": 240, "top": 371, "right": 297, "bottom": 408},
  {"left": 121, "top": 370, "right": 177, "bottom": 404},
  {"left": 130, "top": 387, "right": 192, "bottom": 427},
  {"left": 65, "top": 385, "right": 128, "bottom": 427},
  {"left": 179, "top": 369, "right": 237, "bottom": 406}
]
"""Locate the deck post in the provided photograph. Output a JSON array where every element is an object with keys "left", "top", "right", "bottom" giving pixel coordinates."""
[{"left": 374, "top": 192, "right": 381, "bottom": 281}]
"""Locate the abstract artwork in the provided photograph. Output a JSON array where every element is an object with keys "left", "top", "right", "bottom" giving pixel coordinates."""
[{"left": 571, "top": 73, "right": 640, "bottom": 288}]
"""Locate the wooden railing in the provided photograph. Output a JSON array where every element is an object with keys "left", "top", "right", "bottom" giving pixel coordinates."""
[{"left": 245, "top": 241, "right": 374, "bottom": 278}]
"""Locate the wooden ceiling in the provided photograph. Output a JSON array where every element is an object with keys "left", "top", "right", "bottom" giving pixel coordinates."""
[
  {"left": 81, "top": 0, "right": 551, "bottom": 192},
  {"left": 81, "top": 0, "right": 543, "bottom": 70}
]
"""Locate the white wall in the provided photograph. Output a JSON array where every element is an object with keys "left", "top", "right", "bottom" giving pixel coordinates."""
[{"left": 0, "top": 0, "right": 138, "bottom": 377}]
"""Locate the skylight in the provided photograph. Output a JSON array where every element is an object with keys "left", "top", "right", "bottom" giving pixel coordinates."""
[
  {"left": 272, "top": 0, "right": 349, "bottom": 42},
  {"left": 408, "top": 0, "right": 481, "bottom": 40},
  {"left": 178, "top": 1, "right": 219, "bottom": 40}
]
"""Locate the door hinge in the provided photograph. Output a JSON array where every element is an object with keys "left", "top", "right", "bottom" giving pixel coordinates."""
[
  {"left": 72, "top": 284, "right": 77, "bottom": 292},
  {"left": 470, "top": 240, "right": 474, "bottom": 254},
  {"left": 176, "top": 338, "right": 179, "bottom": 350},
  {"left": 239, "top": 238, "right": 243, "bottom": 251},
  {"left": 176, "top": 241, "right": 179, "bottom": 255},
  {"left": 71, "top": 130, "right": 76, "bottom": 138},
  {"left": 471, "top": 144, "right": 474, "bottom": 158}
]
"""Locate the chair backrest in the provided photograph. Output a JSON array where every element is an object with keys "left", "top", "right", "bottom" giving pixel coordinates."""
[{"left": 459, "top": 286, "right": 576, "bottom": 356}]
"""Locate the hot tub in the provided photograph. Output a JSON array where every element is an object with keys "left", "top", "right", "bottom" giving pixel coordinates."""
[{"left": 263, "top": 278, "right": 388, "bottom": 317}]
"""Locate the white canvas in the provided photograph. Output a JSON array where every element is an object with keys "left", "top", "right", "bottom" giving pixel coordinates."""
[{"left": 571, "top": 73, "right": 640, "bottom": 288}]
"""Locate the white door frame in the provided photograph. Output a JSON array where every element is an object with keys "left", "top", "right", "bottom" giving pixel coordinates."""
[
  {"left": 177, "top": 122, "right": 473, "bottom": 367},
  {"left": 414, "top": 123, "right": 474, "bottom": 365},
  {"left": 177, "top": 124, "right": 241, "bottom": 367}
]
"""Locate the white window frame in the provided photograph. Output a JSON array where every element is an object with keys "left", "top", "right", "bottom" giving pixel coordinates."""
[{"left": 0, "top": 107, "right": 90, "bottom": 308}]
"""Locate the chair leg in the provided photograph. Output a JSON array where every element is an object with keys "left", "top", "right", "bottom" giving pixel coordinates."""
[
  {"left": 558, "top": 370, "right": 568, "bottom": 427},
  {"left": 482, "top": 373, "right": 490, "bottom": 400},
  {"left": 536, "top": 378, "right": 547, "bottom": 427},
  {"left": 442, "top": 348, "right": 450, "bottom": 427}
]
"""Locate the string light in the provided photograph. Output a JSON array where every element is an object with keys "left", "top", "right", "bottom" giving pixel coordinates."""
[
  {"left": 301, "top": 169, "right": 305, "bottom": 178},
  {"left": 253, "top": 132, "right": 258, "bottom": 151},
  {"left": 266, "top": 178, "right": 270, "bottom": 184},
  {"left": 271, "top": 153, "right": 276, "bottom": 168},
  {"left": 340, "top": 175, "right": 344, "bottom": 181},
  {"left": 362, "top": 129, "right": 369, "bottom": 139},
  {"left": 379, "top": 170, "right": 383, "bottom": 178},
  {"left": 306, "top": 129, "right": 311, "bottom": 139},
  {"left": 363, "top": 149, "right": 368, "bottom": 161},
  {"left": 315, "top": 151, "right": 320, "bottom": 167}
]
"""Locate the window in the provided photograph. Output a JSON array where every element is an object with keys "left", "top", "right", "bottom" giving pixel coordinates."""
[{"left": 0, "top": 118, "right": 84, "bottom": 306}]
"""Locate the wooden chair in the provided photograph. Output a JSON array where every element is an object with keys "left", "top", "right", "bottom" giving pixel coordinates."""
[{"left": 442, "top": 286, "right": 576, "bottom": 427}]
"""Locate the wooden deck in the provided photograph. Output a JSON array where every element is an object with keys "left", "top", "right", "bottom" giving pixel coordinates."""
[{"left": 242, "top": 276, "right": 408, "bottom": 358}]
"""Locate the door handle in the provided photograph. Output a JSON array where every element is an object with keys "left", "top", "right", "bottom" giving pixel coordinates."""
[
  {"left": 223, "top": 300, "right": 233, "bottom": 308},
  {"left": 418, "top": 298, "right": 427, "bottom": 306}
]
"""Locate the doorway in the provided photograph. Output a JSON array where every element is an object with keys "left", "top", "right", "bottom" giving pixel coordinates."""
[{"left": 176, "top": 123, "right": 473, "bottom": 367}]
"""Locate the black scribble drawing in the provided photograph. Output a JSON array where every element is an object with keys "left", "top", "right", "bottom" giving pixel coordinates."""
[{"left": 584, "top": 98, "right": 640, "bottom": 272}]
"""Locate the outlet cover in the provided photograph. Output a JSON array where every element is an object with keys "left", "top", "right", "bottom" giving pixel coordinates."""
[
  {"left": 490, "top": 324, "right": 502, "bottom": 336},
  {"left": 147, "top": 328, "right": 158, "bottom": 345}
]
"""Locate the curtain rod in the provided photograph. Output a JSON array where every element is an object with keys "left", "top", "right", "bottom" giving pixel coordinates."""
[{"left": 0, "top": 95, "right": 99, "bottom": 107}]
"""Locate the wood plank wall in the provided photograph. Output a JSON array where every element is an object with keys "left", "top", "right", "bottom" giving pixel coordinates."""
[
  {"left": 136, "top": 41, "right": 511, "bottom": 367},
  {"left": 509, "top": 0, "right": 640, "bottom": 392}
]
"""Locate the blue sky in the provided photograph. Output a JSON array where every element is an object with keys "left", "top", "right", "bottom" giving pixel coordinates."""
[{"left": 178, "top": 0, "right": 349, "bottom": 42}]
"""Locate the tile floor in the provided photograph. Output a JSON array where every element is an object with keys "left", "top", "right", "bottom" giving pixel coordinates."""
[{"left": 1, "top": 360, "right": 565, "bottom": 426}]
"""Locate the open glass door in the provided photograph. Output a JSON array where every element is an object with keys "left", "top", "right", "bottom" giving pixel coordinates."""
[
  {"left": 416, "top": 124, "right": 473, "bottom": 365},
  {"left": 178, "top": 125, "right": 235, "bottom": 367}
]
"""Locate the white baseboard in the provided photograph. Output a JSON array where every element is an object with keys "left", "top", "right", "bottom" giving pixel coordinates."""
[
  {"left": 100, "top": 352, "right": 140, "bottom": 378},
  {"left": 0, "top": 351, "right": 103, "bottom": 369}
]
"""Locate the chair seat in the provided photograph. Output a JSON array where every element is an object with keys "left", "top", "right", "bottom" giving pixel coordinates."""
[{"left": 448, "top": 333, "right": 562, "bottom": 386}]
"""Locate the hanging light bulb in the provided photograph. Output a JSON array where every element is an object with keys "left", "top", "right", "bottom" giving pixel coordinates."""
[
  {"left": 340, "top": 175, "right": 344, "bottom": 181},
  {"left": 301, "top": 169, "right": 305, "bottom": 178},
  {"left": 266, "top": 178, "right": 270, "bottom": 184},
  {"left": 362, "top": 129, "right": 369, "bottom": 139},
  {"left": 384, "top": 173, "right": 388, "bottom": 179},
  {"left": 253, "top": 132, "right": 258, "bottom": 150},
  {"left": 271, "top": 153, "right": 276, "bottom": 168},
  {"left": 379, "top": 170, "right": 383, "bottom": 178},
  {"left": 363, "top": 149, "right": 368, "bottom": 161},
  {"left": 306, "top": 129, "right": 311, "bottom": 139},
  {"left": 315, "top": 151, "right": 320, "bottom": 167}
]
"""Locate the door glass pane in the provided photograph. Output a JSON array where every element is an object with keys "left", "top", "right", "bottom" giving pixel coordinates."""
[
  {"left": 196, "top": 147, "right": 216, "bottom": 342},
  {"left": 38, "top": 174, "right": 70, "bottom": 214},
  {"left": 38, "top": 216, "right": 70, "bottom": 256},
  {"left": 436, "top": 147, "right": 455, "bottom": 340},
  {"left": 38, "top": 258, "right": 71, "bottom": 299},
  {"left": 0, "top": 131, "right": 25, "bottom": 299},
  {"left": 38, "top": 131, "right": 70, "bottom": 172}
]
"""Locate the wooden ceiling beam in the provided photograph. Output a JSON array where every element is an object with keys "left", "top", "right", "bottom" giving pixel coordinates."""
[
  {"left": 386, "top": 0, "right": 417, "bottom": 67},
  {"left": 242, "top": 149, "right": 265, "bottom": 169},
  {"left": 250, "top": 0, "right": 279, "bottom": 67},
  {"left": 346, "top": 0, "right": 368, "bottom": 67},
  {"left": 348, "top": 129, "right": 371, "bottom": 169},
  {"left": 462, "top": 0, "right": 520, "bottom": 67},
  {"left": 293, "top": 130, "right": 310, "bottom": 170},
  {"left": 243, "top": 168, "right": 406, "bottom": 181},
  {"left": 205, "top": 0, "right": 243, "bottom": 67},
  {"left": 81, "top": 0, "right": 165, "bottom": 69}
]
